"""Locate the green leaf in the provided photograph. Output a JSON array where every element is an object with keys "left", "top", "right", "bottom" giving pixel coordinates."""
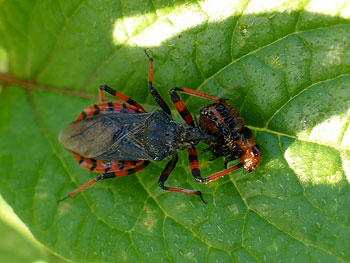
[
  {"left": 0, "top": 195, "right": 65, "bottom": 263},
  {"left": 1, "top": 0, "right": 350, "bottom": 262}
]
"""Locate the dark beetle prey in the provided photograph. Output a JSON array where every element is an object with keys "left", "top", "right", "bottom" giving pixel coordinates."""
[{"left": 58, "top": 51, "right": 261, "bottom": 202}]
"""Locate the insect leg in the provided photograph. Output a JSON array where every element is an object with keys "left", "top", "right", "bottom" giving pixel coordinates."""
[
  {"left": 169, "top": 88, "right": 195, "bottom": 126},
  {"left": 58, "top": 161, "right": 150, "bottom": 202},
  {"left": 202, "top": 163, "right": 243, "bottom": 182},
  {"left": 171, "top": 87, "right": 222, "bottom": 101},
  {"left": 144, "top": 50, "right": 171, "bottom": 115},
  {"left": 188, "top": 148, "right": 243, "bottom": 183},
  {"left": 99, "top": 84, "right": 146, "bottom": 112},
  {"left": 170, "top": 86, "right": 228, "bottom": 126},
  {"left": 158, "top": 154, "right": 206, "bottom": 203}
]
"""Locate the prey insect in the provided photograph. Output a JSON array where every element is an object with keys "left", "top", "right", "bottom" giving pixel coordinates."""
[
  {"left": 198, "top": 101, "right": 261, "bottom": 173},
  {"left": 58, "top": 51, "right": 260, "bottom": 203}
]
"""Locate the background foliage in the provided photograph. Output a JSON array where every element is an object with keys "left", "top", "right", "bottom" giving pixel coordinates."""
[{"left": 1, "top": 0, "right": 350, "bottom": 262}]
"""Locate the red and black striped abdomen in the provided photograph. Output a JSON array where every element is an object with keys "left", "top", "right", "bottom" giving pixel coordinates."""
[
  {"left": 72, "top": 153, "right": 145, "bottom": 173},
  {"left": 75, "top": 101, "right": 144, "bottom": 121},
  {"left": 59, "top": 101, "right": 146, "bottom": 173}
]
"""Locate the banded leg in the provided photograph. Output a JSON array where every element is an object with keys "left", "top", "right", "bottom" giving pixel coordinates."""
[
  {"left": 58, "top": 161, "right": 150, "bottom": 202},
  {"left": 188, "top": 148, "right": 243, "bottom": 183},
  {"left": 144, "top": 50, "right": 171, "bottom": 114},
  {"left": 99, "top": 84, "right": 146, "bottom": 113},
  {"left": 170, "top": 87, "right": 224, "bottom": 126},
  {"left": 158, "top": 154, "right": 206, "bottom": 203}
]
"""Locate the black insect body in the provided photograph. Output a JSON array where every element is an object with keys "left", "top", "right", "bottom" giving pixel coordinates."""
[
  {"left": 58, "top": 51, "right": 260, "bottom": 203},
  {"left": 60, "top": 110, "right": 212, "bottom": 162}
]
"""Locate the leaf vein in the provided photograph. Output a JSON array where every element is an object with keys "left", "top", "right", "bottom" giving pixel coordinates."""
[
  {"left": 265, "top": 73, "right": 350, "bottom": 129},
  {"left": 33, "top": 0, "right": 87, "bottom": 80},
  {"left": 195, "top": 23, "right": 350, "bottom": 96}
]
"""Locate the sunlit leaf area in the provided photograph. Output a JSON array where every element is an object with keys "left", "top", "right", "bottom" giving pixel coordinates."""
[{"left": 0, "top": 0, "right": 350, "bottom": 262}]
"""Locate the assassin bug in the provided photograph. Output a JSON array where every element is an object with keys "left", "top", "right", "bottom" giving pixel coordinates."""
[{"left": 58, "top": 51, "right": 260, "bottom": 203}]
